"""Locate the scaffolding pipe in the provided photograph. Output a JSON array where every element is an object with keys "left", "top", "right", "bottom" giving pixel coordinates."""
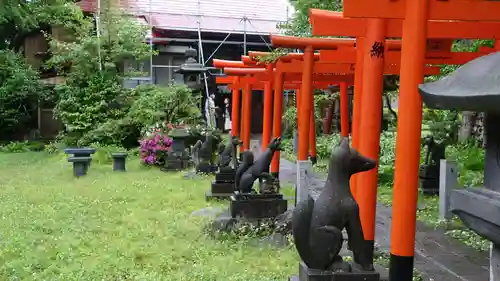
[
  {"left": 203, "top": 22, "right": 242, "bottom": 64},
  {"left": 151, "top": 37, "right": 269, "bottom": 46},
  {"left": 197, "top": 0, "right": 214, "bottom": 128},
  {"left": 95, "top": 0, "right": 102, "bottom": 71},
  {"left": 246, "top": 18, "right": 272, "bottom": 50},
  {"left": 148, "top": 0, "right": 153, "bottom": 83},
  {"left": 243, "top": 16, "right": 247, "bottom": 55}
]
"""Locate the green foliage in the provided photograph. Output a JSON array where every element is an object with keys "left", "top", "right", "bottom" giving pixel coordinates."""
[
  {"left": 446, "top": 229, "right": 490, "bottom": 252},
  {"left": 77, "top": 84, "right": 202, "bottom": 148},
  {"left": 0, "top": 50, "right": 48, "bottom": 137},
  {"left": 210, "top": 220, "right": 291, "bottom": 243},
  {"left": 128, "top": 84, "right": 201, "bottom": 130},
  {"left": 422, "top": 108, "right": 460, "bottom": 144},
  {"left": 280, "top": 0, "right": 343, "bottom": 36},
  {"left": 48, "top": 8, "right": 154, "bottom": 146},
  {"left": 254, "top": 48, "right": 289, "bottom": 63},
  {"left": 283, "top": 91, "right": 331, "bottom": 137},
  {"left": 0, "top": 0, "right": 84, "bottom": 50},
  {"left": 43, "top": 140, "right": 67, "bottom": 154},
  {"left": 54, "top": 75, "right": 134, "bottom": 145},
  {"left": 447, "top": 143, "right": 484, "bottom": 187},
  {"left": 88, "top": 142, "right": 127, "bottom": 164},
  {"left": 0, "top": 140, "right": 45, "bottom": 153}
]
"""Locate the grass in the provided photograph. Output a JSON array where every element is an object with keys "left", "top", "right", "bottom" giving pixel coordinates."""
[{"left": 0, "top": 152, "right": 298, "bottom": 281}]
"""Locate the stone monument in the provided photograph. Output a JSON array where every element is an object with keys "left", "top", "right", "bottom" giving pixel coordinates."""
[
  {"left": 290, "top": 138, "right": 379, "bottom": 281},
  {"left": 418, "top": 51, "right": 500, "bottom": 281},
  {"left": 163, "top": 128, "right": 192, "bottom": 171},
  {"left": 230, "top": 137, "right": 287, "bottom": 219}
]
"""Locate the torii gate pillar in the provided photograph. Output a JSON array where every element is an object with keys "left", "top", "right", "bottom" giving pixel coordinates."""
[
  {"left": 390, "top": 1, "right": 429, "bottom": 280},
  {"left": 356, "top": 18, "right": 386, "bottom": 264}
]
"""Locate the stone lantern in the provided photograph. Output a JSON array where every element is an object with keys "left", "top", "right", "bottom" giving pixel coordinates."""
[
  {"left": 174, "top": 47, "right": 215, "bottom": 128},
  {"left": 175, "top": 47, "right": 208, "bottom": 91},
  {"left": 419, "top": 51, "right": 500, "bottom": 280}
]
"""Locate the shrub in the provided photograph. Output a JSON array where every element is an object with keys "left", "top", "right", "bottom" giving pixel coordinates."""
[
  {"left": 139, "top": 130, "right": 173, "bottom": 166},
  {"left": 88, "top": 142, "right": 127, "bottom": 164},
  {"left": 49, "top": 8, "right": 153, "bottom": 146},
  {"left": 0, "top": 50, "right": 48, "bottom": 138},
  {"left": 0, "top": 141, "right": 45, "bottom": 153},
  {"left": 63, "top": 83, "right": 202, "bottom": 148},
  {"left": 128, "top": 84, "right": 201, "bottom": 133}
]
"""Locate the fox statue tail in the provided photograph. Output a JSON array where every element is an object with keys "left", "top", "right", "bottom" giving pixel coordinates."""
[{"left": 291, "top": 194, "right": 315, "bottom": 267}]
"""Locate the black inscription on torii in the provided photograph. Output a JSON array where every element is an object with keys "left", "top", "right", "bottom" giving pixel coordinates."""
[{"left": 370, "top": 41, "right": 384, "bottom": 58}]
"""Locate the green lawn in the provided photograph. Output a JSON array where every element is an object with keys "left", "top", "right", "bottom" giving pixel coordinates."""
[{"left": 0, "top": 152, "right": 298, "bottom": 281}]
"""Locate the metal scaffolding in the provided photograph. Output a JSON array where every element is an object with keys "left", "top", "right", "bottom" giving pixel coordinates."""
[
  {"left": 139, "top": 1, "right": 275, "bottom": 84},
  {"left": 95, "top": 0, "right": 284, "bottom": 88}
]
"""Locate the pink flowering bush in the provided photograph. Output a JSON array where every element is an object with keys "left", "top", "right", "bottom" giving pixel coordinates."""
[{"left": 139, "top": 130, "right": 173, "bottom": 166}]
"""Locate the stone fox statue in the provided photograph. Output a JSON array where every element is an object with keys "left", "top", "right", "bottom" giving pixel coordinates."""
[
  {"left": 216, "top": 143, "right": 227, "bottom": 166},
  {"left": 199, "top": 135, "right": 214, "bottom": 163},
  {"left": 238, "top": 137, "right": 282, "bottom": 194},
  {"left": 217, "top": 139, "right": 234, "bottom": 167},
  {"left": 191, "top": 140, "right": 203, "bottom": 165},
  {"left": 235, "top": 151, "right": 254, "bottom": 191},
  {"left": 292, "top": 138, "right": 376, "bottom": 272}
]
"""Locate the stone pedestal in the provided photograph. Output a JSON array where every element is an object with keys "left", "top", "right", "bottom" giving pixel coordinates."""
[
  {"left": 419, "top": 164, "right": 440, "bottom": 195},
  {"left": 64, "top": 148, "right": 96, "bottom": 173},
  {"left": 206, "top": 168, "right": 236, "bottom": 200},
  {"left": 491, "top": 244, "right": 500, "bottom": 280},
  {"left": 64, "top": 148, "right": 96, "bottom": 158},
  {"left": 289, "top": 262, "right": 380, "bottom": 281},
  {"left": 163, "top": 154, "right": 191, "bottom": 171},
  {"left": 215, "top": 168, "right": 235, "bottom": 182},
  {"left": 111, "top": 152, "right": 127, "bottom": 172},
  {"left": 229, "top": 193, "right": 287, "bottom": 219},
  {"left": 296, "top": 161, "right": 313, "bottom": 205},
  {"left": 196, "top": 162, "right": 217, "bottom": 174},
  {"left": 439, "top": 160, "right": 457, "bottom": 220},
  {"left": 68, "top": 156, "right": 92, "bottom": 177}
]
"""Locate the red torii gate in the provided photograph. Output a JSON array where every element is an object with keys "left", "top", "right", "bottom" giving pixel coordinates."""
[
  {"left": 244, "top": 48, "right": 443, "bottom": 186},
  {"left": 215, "top": 63, "right": 354, "bottom": 144},
  {"left": 247, "top": 56, "right": 355, "bottom": 175},
  {"left": 319, "top": 1, "right": 500, "bottom": 279},
  {"left": 214, "top": 56, "right": 357, "bottom": 181}
]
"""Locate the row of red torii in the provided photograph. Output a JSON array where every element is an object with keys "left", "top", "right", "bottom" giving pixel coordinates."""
[{"left": 212, "top": 5, "right": 500, "bottom": 281}]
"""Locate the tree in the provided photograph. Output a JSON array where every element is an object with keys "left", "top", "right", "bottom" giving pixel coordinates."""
[
  {"left": 0, "top": 49, "right": 48, "bottom": 139},
  {"left": 0, "top": 0, "right": 84, "bottom": 51},
  {"left": 281, "top": 0, "right": 342, "bottom": 36},
  {"left": 48, "top": 6, "right": 154, "bottom": 145}
]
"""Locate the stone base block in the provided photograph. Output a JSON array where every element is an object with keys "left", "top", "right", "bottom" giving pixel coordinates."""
[
  {"left": 196, "top": 162, "right": 217, "bottom": 174},
  {"left": 163, "top": 159, "right": 190, "bottom": 171},
  {"left": 296, "top": 262, "right": 380, "bottom": 281},
  {"left": 419, "top": 177, "right": 439, "bottom": 196},
  {"left": 215, "top": 169, "right": 235, "bottom": 182},
  {"left": 205, "top": 191, "right": 233, "bottom": 201},
  {"left": 211, "top": 181, "right": 235, "bottom": 194},
  {"left": 229, "top": 193, "right": 287, "bottom": 219}
]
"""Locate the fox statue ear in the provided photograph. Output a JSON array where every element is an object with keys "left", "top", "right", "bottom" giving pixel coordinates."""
[{"left": 340, "top": 137, "right": 350, "bottom": 149}]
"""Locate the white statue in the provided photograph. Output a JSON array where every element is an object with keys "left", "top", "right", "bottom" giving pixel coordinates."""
[
  {"left": 206, "top": 94, "right": 216, "bottom": 128},
  {"left": 224, "top": 98, "right": 231, "bottom": 131}
]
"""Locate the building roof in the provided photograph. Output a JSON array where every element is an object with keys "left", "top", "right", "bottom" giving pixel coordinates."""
[{"left": 77, "top": 0, "right": 293, "bottom": 35}]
